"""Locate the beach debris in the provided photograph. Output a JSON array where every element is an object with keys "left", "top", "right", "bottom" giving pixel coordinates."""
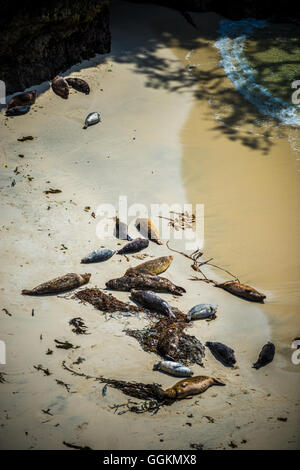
[
  {"left": 277, "top": 417, "right": 287, "bottom": 422},
  {"left": 31, "top": 309, "right": 34, "bottom": 316},
  {"left": 2, "top": 308, "right": 12, "bottom": 317},
  {"left": 75, "top": 288, "right": 145, "bottom": 314},
  {"left": 126, "top": 318, "right": 205, "bottom": 366},
  {"left": 69, "top": 317, "right": 89, "bottom": 335},
  {"left": 51, "top": 76, "right": 69, "bottom": 99},
  {"left": 114, "top": 217, "right": 133, "bottom": 241},
  {"left": 159, "top": 211, "right": 196, "bottom": 231},
  {"left": 17, "top": 136, "right": 34, "bottom": 142},
  {"left": 102, "top": 384, "right": 108, "bottom": 397},
  {"left": 206, "top": 341, "right": 236, "bottom": 367},
  {"left": 130, "top": 290, "right": 176, "bottom": 319},
  {"left": 73, "top": 357, "right": 85, "bottom": 365},
  {"left": 46, "top": 349, "right": 53, "bottom": 355},
  {"left": 56, "top": 379, "right": 71, "bottom": 392},
  {"left": 63, "top": 441, "right": 93, "bottom": 451},
  {"left": 187, "top": 304, "right": 217, "bottom": 322},
  {"left": 106, "top": 273, "right": 185, "bottom": 296},
  {"left": 162, "top": 375, "right": 225, "bottom": 399},
  {"left": 18, "top": 154, "right": 24, "bottom": 158},
  {"left": 117, "top": 238, "right": 149, "bottom": 255},
  {"left": 125, "top": 256, "right": 173, "bottom": 276},
  {"left": 215, "top": 281, "right": 266, "bottom": 303},
  {"left": 135, "top": 218, "right": 163, "bottom": 244},
  {"left": 83, "top": 112, "right": 101, "bottom": 129},
  {"left": 6, "top": 105, "right": 31, "bottom": 116},
  {"left": 55, "top": 339, "right": 79, "bottom": 350},
  {"left": 81, "top": 248, "right": 115, "bottom": 264},
  {"left": 65, "top": 77, "right": 90, "bottom": 95},
  {"left": 190, "top": 443, "right": 204, "bottom": 451},
  {"left": 8, "top": 90, "right": 37, "bottom": 108},
  {"left": 33, "top": 364, "right": 51, "bottom": 376},
  {"left": 44, "top": 188, "right": 62, "bottom": 194},
  {"left": 22, "top": 273, "right": 91, "bottom": 295},
  {"left": 41, "top": 408, "right": 53, "bottom": 416},
  {"left": 252, "top": 342, "right": 275, "bottom": 369},
  {"left": 153, "top": 361, "right": 193, "bottom": 377},
  {"left": 228, "top": 441, "right": 238, "bottom": 449}
]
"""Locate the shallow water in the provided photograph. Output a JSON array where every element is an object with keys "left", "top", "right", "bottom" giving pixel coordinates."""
[{"left": 173, "top": 20, "right": 300, "bottom": 356}]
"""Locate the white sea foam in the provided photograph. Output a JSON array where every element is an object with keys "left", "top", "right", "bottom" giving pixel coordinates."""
[{"left": 214, "top": 19, "right": 300, "bottom": 126}]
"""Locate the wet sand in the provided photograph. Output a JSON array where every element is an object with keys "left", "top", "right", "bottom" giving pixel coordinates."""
[{"left": 0, "top": 0, "right": 299, "bottom": 450}]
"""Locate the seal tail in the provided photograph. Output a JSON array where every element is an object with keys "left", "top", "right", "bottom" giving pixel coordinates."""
[
  {"left": 83, "top": 125, "right": 88, "bottom": 129},
  {"left": 213, "top": 378, "right": 225, "bottom": 386},
  {"left": 252, "top": 362, "right": 260, "bottom": 369}
]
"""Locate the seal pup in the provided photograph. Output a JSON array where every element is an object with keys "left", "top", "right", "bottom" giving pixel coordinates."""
[
  {"left": 130, "top": 290, "right": 176, "bottom": 319},
  {"left": 7, "top": 90, "right": 37, "bottom": 109},
  {"left": 81, "top": 248, "right": 115, "bottom": 264},
  {"left": 125, "top": 256, "right": 173, "bottom": 276},
  {"left": 51, "top": 76, "right": 69, "bottom": 99},
  {"left": 22, "top": 273, "right": 91, "bottom": 295},
  {"left": 205, "top": 341, "right": 236, "bottom": 367},
  {"left": 153, "top": 361, "right": 193, "bottom": 377},
  {"left": 106, "top": 273, "right": 185, "bottom": 296},
  {"left": 65, "top": 77, "right": 90, "bottom": 94},
  {"left": 135, "top": 218, "right": 163, "bottom": 245},
  {"left": 215, "top": 280, "right": 266, "bottom": 302},
  {"left": 161, "top": 376, "right": 225, "bottom": 399},
  {"left": 83, "top": 112, "right": 101, "bottom": 129},
  {"left": 117, "top": 238, "right": 149, "bottom": 255},
  {"left": 186, "top": 304, "right": 217, "bottom": 322},
  {"left": 6, "top": 105, "right": 30, "bottom": 116},
  {"left": 252, "top": 342, "right": 275, "bottom": 369}
]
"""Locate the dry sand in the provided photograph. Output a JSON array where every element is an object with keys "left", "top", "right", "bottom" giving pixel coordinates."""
[{"left": 0, "top": 0, "right": 299, "bottom": 450}]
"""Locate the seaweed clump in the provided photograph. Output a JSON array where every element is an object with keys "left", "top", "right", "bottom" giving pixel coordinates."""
[{"left": 75, "top": 288, "right": 145, "bottom": 314}]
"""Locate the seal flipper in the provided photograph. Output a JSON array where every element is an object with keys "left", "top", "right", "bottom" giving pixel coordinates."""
[{"left": 212, "top": 378, "right": 225, "bottom": 386}]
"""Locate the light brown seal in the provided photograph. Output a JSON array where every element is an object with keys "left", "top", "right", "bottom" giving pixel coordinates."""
[
  {"left": 7, "top": 90, "right": 37, "bottom": 109},
  {"left": 106, "top": 272, "right": 185, "bottom": 295},
  {"left": 125, "top": 256, "right": 173, "bottom": 276},
  {"left": 51, "top": 76, "right": 69, "bottom": 99},
  {"left": 135, "top": 218, "right": 163, "bottom": 244},
  {"left": 22, "top": 273, "right": 90, "bottom": 295},
  {"left": 162, "top": 375, "right": 225, "bottom": 399},
  {"left": 215, "top": 280, "right": 266, "bottom": 302}
]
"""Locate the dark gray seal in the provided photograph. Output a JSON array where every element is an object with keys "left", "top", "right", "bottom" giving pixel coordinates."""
[
  {"left": 130, "top": 289, "right": 175, "bottom": 319},
  {"left": 205, "top": 341, "right": 236, "bottom": 367},
  {"left": 252, "top": 342, "right": 275, "bottom": 369}
]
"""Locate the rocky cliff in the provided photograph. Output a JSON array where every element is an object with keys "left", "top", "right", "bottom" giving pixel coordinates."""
[{"left": 0, "top": 0, "right": 110, "bottom": 95}]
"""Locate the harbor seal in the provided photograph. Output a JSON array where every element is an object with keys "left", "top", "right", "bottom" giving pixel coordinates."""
[
  {"left": 130, "top": 289, "right": 176, "bottom": 319},
  {"left": 22, "top": 273, "right": 90, "bottom": 295},
  {"left": 81, "top": 248, "right": 115, "bottom": 264},
  {"left": 114, "top": 217, "right": 133, "bottom": 241},
  {"left": 252, "top": 342, "right": 275, "bottom": 369},
  {"left": 117, "top": 238, "right": 149, "bottom": 255},
  {"left": 153, "top": 361, "right": 193, "bottom": 377},
  {"left": 65, "top": 77, "right": 90, "bottom": 94},
  {"left": 125, "top": 256, "right": 173, "bottom": 276},
  {"left": 205, "top": 341, "right": 236, "bottom": 367},
  {"left": 51, "top": 76, "right": 69, "bottom": 99},
  {"left": 161, "top": 376, "right": 225, "bottom": 399},
  {"left": 215, "top": 280, "right": 266, "bottom": 302},
  {"left": 83, "top": 112, "right": 101, "bottom": 129},
  {"left": 6, "top": 105, "right": 30, "bottom": 116},
  {"left": 106, "top": 273, "right": 185, "bottom": 296},
  {"left": 135, "top": 218, "right": 163, "bottom": 244},
  {"left": 186, "top": 304, "right": 217, "bottom": 321},
  {"left": 7, "top": 90, "right": 37, "bottom": 109},
  {"left": 75, "top": 288, "right": 145, "bottom": 314}
]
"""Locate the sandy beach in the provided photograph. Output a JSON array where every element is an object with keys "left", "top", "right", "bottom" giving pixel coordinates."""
[{"left": 0, "top": 0, "right": 299, "bottom": 450}]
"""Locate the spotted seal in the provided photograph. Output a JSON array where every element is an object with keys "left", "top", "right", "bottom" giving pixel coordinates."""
[
  {"left": 51, "top": 76, "right": 69, "bottom": 99},
  {"left": 205, "top": 341, "right": 236, "bottom": 367},
  {"left": 130, "top": 289, "right": 176, "bottom": 319},
  {"left": 81, "top": 248, "right": 115, "bottom": 264},
  {"left": 125, "top": 256, "right": 173, "bottom": 276},
  {"left": 7, "top": 90, "right": 37, "bottom": 109},
  {"left": 215, "top": 280, "right": 266, "bottom": 302},
  {"left": 135, "top": 218, "right": 163, "bottom": 244},
  {"left": 106, "top": 273, "right": 185, "bottom": 296},
  {"left": 22, "top": 273, "right": 90, "bottom": 295},
  {"left": 117, "top": 238, "right": 149, "bottom": 255},
  {"left": 252, "top": 342, "right": 275, "bottom": 369},
  {"left": 65, "top": 77, "right": 90, "bottom": 94},
  {"left": 153, "top": 361, "right": 193, "bottom": 377},
  {"left": 160, "top": 376, "right": 225, "bottom": 399}
]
